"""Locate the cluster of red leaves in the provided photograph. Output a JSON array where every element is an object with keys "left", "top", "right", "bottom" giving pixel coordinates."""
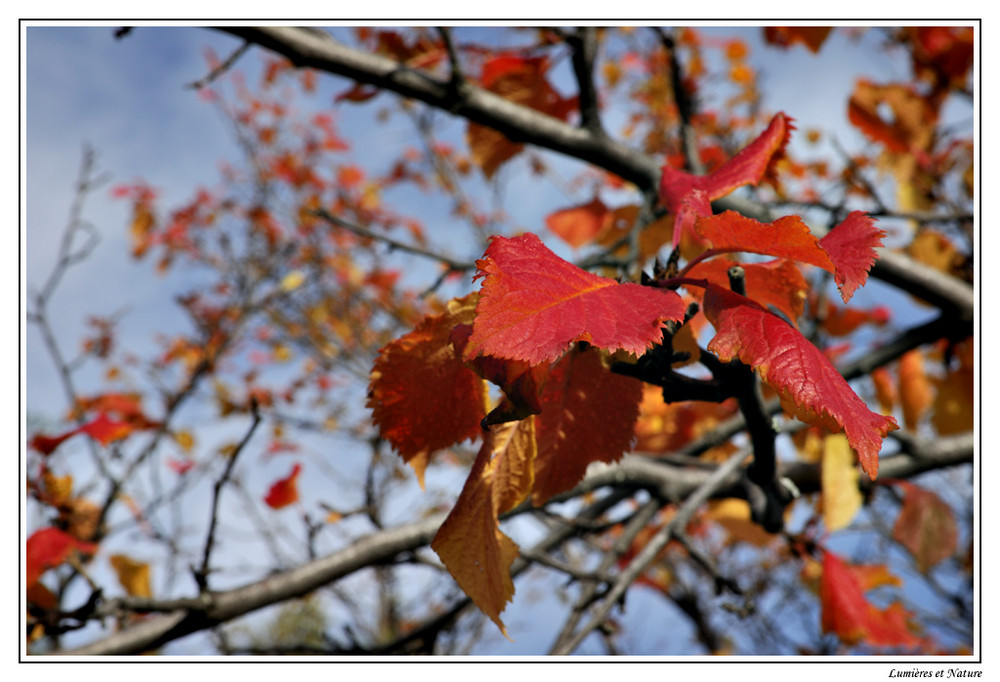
[
  {"left": 30, "top": 392, "right": 163, "bottom": 456},
  {"left": 368, "top": 110, "right": 900, "bottom": 634}
]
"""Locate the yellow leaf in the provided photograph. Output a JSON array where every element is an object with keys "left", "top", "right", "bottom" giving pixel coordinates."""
[
  {"left": 280, "top": 269, "right": 306, "bottom": 292},
  {"left": 173, "top": 429, "right": 195, "bottom": 452},
  {"left": 821, "top": 434, "right": 862, "bottom": 531},
  {"left": 431, "top": 417, "right": 537, "bottom": 638},
  {"left": 109, "top": 554, "right": 152, "bottom": 598}
]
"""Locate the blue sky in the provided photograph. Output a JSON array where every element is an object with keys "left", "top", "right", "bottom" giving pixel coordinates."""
[{"left": 21, "top": 22, "right": 981, "bottom": 658}]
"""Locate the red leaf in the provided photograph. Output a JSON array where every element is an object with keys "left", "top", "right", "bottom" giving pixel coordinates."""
[
  {"left": 264, "top": 463, "right": 302, "bottom": 509},
  {"left": 694, "top": 211, "right": 834, "bottom": 271},
  {"left": 690, "top": 210, "right": 884, "bottom": 304},
  {"left": 26, "top": 527, "right": 97, "bottom": 589},
  {"left": 703, "top": 285, "right": 898, "bottom": 479},
  {"left": 818, "top": 212, "right": 887, "bottom": 303},
  {"left": 29, "top": 413, "right": 135, "bottom": 455},
  {"left": 820, "top": 550, "right": 924, "bottom": 649},
  {"left": 763, "top": 26, "right": 833, "bottom": 53},
  {"left": 545, "top": 197, "right": 610, "bottom": 248},
  {"left": 532, "top": 346, "right": 642, "bottom": 504},
  {"left": 464, "top": 233, "right": 685, "bottom": 365},
  {"left": 368, "top": 294, "right": 488, "bottom": 485},
  {"left": 892, "top": 481, "right": 958, "bottom": 573},
  {"left": 78, "top": 413, "right": 134, "bottom": 447},
  {"left": 660, "top": 112, "right": 794, "bottom": 245},
  {"left": 451, "top": 323, "right": 551, "bottom": 427}
]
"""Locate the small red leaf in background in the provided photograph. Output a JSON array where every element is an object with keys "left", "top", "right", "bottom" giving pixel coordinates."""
[
  {"left": 77, "top": 413, "right": 134, "bottom": 447},
  {"left": 763, "top": 26, "right": 833, "bottom": 53},
  {"left": 818, "top": 212, "right": 887, "bottom": 303},
  {"left": 167, "top": 457, "right": 195, "bottom": 475},
  {"left": 30, "top": 413, "right": 136, "bottom": 455},
  {"left": 703, "top": 285, "right": 898, "bottom": 479},
  {"left": 818, "top": 301, "right": 891, "bottom": 337},
  {"left": 532, "top": 346, "right": 642, "bottom": 504},
  {"left": 467, "top": 54, "right": 577, "bottom": 178},
  {"left": 26, "top": 527, "right": 97, "bottom": 589},
  {"left": 892, "top": 481, "right": 958, "bottom": 573},
  {"left": 264, "top": 463, "right": 302, "bottom": 509},
  {"left": 659, "top": 112, "right": 793, "bottom": 245},
  {"left": 545, "top": 197, "right": 610, "bottom": 248},
  {"left": 820, "top": 550, "right": 924, "bottom": 649},
  {"left": 431, "top": 417, "right": 537, "bottom": 638},
  {"left": 464, "top": 233, "right": 685, "bottom": 365},
  {"left": 368, "top": 294, "right": 487, "bottom": 485}
]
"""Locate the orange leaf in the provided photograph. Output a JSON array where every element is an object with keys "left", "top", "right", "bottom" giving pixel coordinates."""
[
  {"left": 109, "top": 554, "right": 152, "bottom": 598},
  {"left": 820, "top": 550, "right": 923, "bottom": 649},
  {"left": 464, "top": 233, "right": 685, "bottom": 365},
  {"left": 545, "top": 197, "right": 610, "bottom": 248},
  {"left": 264, "top": 463, "right": 302, "bottom": 509},
  {"left": 892, "top": 481, "right": 958, "bottom": 573},
  {"left": 467, "top": 54, "right": 576, "bottom": 178},
  {"left": 871, "top": 367, "right": 898, "bottom": 414},
  {"left": 686, "top": 256, "right": 809, "bottom": 324},
  {"left": 368, "top": 294, "right": 488, "bottom": 485},
  {"left": 703, "top": 285, "right": 898, "bottom": 479},
  {"left": 431, "top": 417, "right": 537, "bottom": 638},
  {"left": 848, "top": 80, "right": 937, "bottom": 156},
  {"left": 26, "top": 527, "right": 97, "bottom": 589},
  {"left": 898, "top": 350, "right": 933, "bottom": 430},
  {"left": 532, "top": 346, "right": 642, "bottom": 504}
]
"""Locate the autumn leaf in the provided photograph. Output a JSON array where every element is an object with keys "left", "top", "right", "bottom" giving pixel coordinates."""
[
  {"left": 368, "top": 293, "right": 488, "bottom": 485},
  {"left": 26, "top": 527, "right": 97, "bottom": 589},
  {"left": 659, "top": 112, "right": 794, "bottom": 246},
  {"left": 686, "top": 256, "right": 809, "bottom": 324},
  {"left": 463, "top": 233, "right": 685, "bottom": 365},
  {"left": 818, "top": 212, "right": 888, "bottom": 303},
  {"left": 450, "top": 322, "right": 551, "bottom": 427},
  {"left": 431, "top": 417, "right": 537, "bottom": 638},
  {"left": 898, "top": 350, "right": 933, "bottom": 430},
  {"left": 703, "top": 284, "right": 898, "bottom": 479},
  {"left": 110, "top": 554, "right": 153, "bottom": 598},
  {"left": 264, "top": 463, "right": 302, "bottom": 509},
  {"left": 467, "top": 54, "right": 577, "bottom": 178},
  {"left": 531, "top": 346, "right": 642, "bottom": 504},
  {"left": 892, "top": 481, "right": 958, "bottom": 573},
  {"left": 545, "top": 197, "right": 610, "bottom": 248},
  {"left": 763, "top": 27, "right": 833, "bottom": 53},
  {"left": 820, "top": 549, "right": 924, "bottom": 649},
  {"left": 704, "top": 498, "right": 778, "bottom": 547},
  {"left": 690, "top": 210, "right": 885, "bottom": 304},
  {"left": 30, "top": 413, "right": 136, "bottom": 455},
  {"left": 821, "top": 434, "right": 862, "bottom": 531}
]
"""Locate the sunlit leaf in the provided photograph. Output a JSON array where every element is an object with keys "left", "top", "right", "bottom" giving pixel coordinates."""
[
  {"left": 464, "top": 233, "right": 685, "bottom": 365},
  {"left": 704, "top": 285, "right": 898, "bottom": 479}
]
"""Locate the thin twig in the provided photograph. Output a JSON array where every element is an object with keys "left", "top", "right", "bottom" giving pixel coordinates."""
[{"left": 194, "top": 400, "right": 262, "bottom": 591}]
